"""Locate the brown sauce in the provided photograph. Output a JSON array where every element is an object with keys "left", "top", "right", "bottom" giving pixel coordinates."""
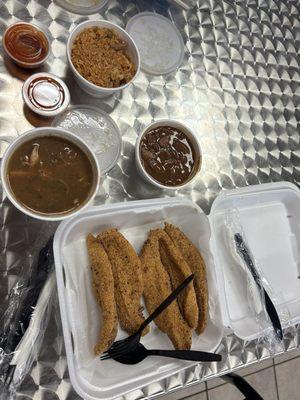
[
  {"left": 27, "top": 76, "right": 65, "bottom": 111},
  {"left": 140, "top": 126, "right": 200, "bottom": 187},
  {"left": 4, "top": 23, "right": 49, "bottom": 64},
  {"left": 7, "top": 136, "right": 94, "bottom": 214}
]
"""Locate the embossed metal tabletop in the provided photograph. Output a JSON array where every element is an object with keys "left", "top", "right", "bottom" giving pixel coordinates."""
[{"left": 0, "top": 0, "right": 299, "bottom": 398}]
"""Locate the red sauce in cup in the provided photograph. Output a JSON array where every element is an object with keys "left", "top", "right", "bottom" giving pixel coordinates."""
[{"left": 3, "top": 22, "right": 49, "bottom": 67}]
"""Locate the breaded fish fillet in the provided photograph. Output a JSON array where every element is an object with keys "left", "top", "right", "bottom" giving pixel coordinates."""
[
  {"left": 86, "top": 234, "right": 118, "bottom": 355},
  {"left": 98, "top": 229, "right": 148, "bottom": 335},
  {"left": 164, "top": 223, "right": 208, "bottom": 334},
  {"left": 140, "top": 230, "right": 192, "bottom": 350},
  {"left": 152, "top": 229, "right": 198, "bottom": 329}
]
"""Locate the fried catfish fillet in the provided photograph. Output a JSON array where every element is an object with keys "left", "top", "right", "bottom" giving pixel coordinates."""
[
  {"left": 152, "top": 229, "right": 198, "bottom": 329},
  {"left": 164, "top": 223, "right": 208, "bottom": 334},
  {"left": 86, "top": 234, "right": 118, "bottom": 355},
  {"left": 98, "top": 229, "right": 149, "bottom": 335},
  {"left": 140, "top": 230, "right": 192, "bottom": 350}
]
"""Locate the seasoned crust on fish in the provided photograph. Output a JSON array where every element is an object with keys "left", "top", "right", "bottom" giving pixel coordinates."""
[
  {"left": 164, "top": 223, "right": 208, "bottom": 334},
  {"left": 152, "top": 229, "right": 198, "bottom": 329},
  {"left": 98, "top": 229, "right": 149, "bottom": 335},
  {"left": 86, "top": 234, "right": 118, "bottom": 355},
  {"left": 140, "top": 229, "right": 192, "bottom": 350}
]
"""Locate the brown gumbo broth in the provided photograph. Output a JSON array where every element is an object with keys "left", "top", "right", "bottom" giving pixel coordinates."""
[{"left": 7, "top": 136, "right": 94, "bottom": 214}]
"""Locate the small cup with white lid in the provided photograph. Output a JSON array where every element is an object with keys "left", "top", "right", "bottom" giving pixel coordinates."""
[
  {"left": 22, "top": 72, "right": 70, "bottom": 118},
  {"left": 135, "top": 120, "right": 202, "bottom": 190}
]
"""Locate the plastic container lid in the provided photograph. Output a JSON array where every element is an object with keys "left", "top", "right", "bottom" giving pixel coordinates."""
[
  {"left": 22, "top": 72, "right": 70, "bottom": 117},
  {"left": 55, "top": 0, "right": 108, "bottom": 15},
  {"left": 52, "top": 105, "right": 122, "bottom": 174},
  {"left": 126, "top": 12, "right": 185, "bottom": 75}
]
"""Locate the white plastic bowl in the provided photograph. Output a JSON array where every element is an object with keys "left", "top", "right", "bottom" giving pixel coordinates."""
[
  {"left": 1, "top": 127, "right": 100, "bottom": 221},
  {"left": 135, "top": 120, "right": 202, "bottom": 190},
  {"left": 2, "top": 21, "right": 51, "bottom": 69},
  {"left": 66, "top": 20, "right": 140, "bottom": 98}
]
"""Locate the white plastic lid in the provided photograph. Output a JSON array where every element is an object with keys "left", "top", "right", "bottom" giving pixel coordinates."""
[
  {"left": 209, "top": 182, "right": 300, "bottom": 341},
  {"left": 55, "top": 0, "right": 108, "bottom": 15},
  {"left": 126, "top": 12, "right": 185, "bottom": 75},
  {"left": 22, "top": 72, "right": 70, "bottom": 118},
  {"left": 52, "top": 105, "right": 122, "bottom": 174}
]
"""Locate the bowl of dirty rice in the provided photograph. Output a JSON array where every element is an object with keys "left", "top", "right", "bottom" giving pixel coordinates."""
[{"left": 67, "top": 20, "right": 140, "bottom": 98}]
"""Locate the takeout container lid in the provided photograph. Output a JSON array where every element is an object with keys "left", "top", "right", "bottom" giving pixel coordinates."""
[
  {"left": 55, "top": 0, "right": 108, "bottom": 15},
  {"left": 126, "top": 12, "right": 185, "bottom": 75},
  {"left": 52, "top": 105, "right": 122, "bottom": 174},
  {"left": 53, "top": 181, "right": 300, "bottom": 399},
  {"left": 22, "top": 72, "right": 70, "bottom": 117},
  {"left": 66, "top": 20, "right": 140, "bottom": 98},
  {"left": 209, "top": 181, "right": 300, "bottom": 340}
]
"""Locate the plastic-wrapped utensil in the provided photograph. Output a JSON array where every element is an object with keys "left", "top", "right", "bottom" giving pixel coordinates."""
[
  {"left": 0, "top": 236, "right": 54, "bottom": 395},
  {"left": 224, "top": 209, "right": 287, "bottom": 349},
  {"left": 8, "top": 272, "right": 56, "bottom": 391}
]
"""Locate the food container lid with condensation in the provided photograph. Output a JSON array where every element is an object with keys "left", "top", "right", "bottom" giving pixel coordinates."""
[
  {"left": 55, "top": 0, "right": 108, "bottom": 15},
  {"left": 52, "top": 105, "right": 122, "bottom": 174},
  {"left": 126, "top": 12, "right": 185, "bottom": 75},
  {"left": 22, "top": 72, "right": 70, "bottom": 118}
]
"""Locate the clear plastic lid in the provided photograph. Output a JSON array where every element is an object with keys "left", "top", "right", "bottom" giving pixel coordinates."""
[
  {"left": 52, "top": 105, "right": 122, "bottom": 174},
  {"left": 126, "top": 12, "right": 185, "bottom": 76},
  {"left": 55, "top": 0, "right": 108, "bottom": 15},
  {"left": 22, "top": 72, "right": 70, "bottom": 117}
]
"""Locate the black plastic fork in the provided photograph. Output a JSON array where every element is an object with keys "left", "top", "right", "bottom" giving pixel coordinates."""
[
  {"left": 103, "top": 274, "right": 194, "bottom": 359},
  {"left": 101, "top": 342, "right": 222, "bottom": 364}
]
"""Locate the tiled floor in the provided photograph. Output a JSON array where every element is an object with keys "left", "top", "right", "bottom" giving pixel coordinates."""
[{"left": 163, "top": 348, "right": 300, "bottom": 400}]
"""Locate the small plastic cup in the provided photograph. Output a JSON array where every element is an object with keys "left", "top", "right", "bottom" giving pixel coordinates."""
[
  {"left": 2, "top": 21, "right": 51, "bottom": 69},
  {"left": 66, "top": 20, "right": 140, "bottom": 98},
  {"left": 22, "top": 72, "right": 70, "bottom": 118},
  {"left": 135, "top": 119, "right": 202, "bottom": 190},
  {"left": 1, "top": 127, "right": 100, "bottom": 221}
]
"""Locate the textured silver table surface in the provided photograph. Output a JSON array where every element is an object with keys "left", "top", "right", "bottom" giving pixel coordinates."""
[{"left": 0, "top": 0, "right": 299, "bottom": 398}]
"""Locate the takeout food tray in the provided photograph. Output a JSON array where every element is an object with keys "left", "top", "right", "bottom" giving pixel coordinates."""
[
  {"left": 53, "top": 181, "right": 300, "bottom": 399},
  {"left": 54, "top": 197, "right": 224, "bottom": 400}
]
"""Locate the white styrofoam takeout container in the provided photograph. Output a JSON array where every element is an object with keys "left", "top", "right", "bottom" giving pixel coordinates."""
[
  {"left": 210, "top": 181, "right": 300, "bottom": 340},
  {"left": 66, "top": 20, "right": 140, "bottom": 98},
  {"left": 53, "top": 181, "right": 300, "bottom": 399},
  {"left": 54, "top": 197, "right": 224, "bottom": 400}
]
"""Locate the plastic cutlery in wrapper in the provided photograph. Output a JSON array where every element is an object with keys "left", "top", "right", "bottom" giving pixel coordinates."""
[
  {"left": 3, "top": 273, "right": 56, "bottom": 398},
  {"left": 225, "top": 209, "right": 288, "bottom": 349},
  {"left": 0, "top": 236, "right": 55, "bottom": 398}
]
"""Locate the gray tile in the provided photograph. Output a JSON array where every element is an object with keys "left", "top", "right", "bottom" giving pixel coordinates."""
[
  {"left": 273, "top": 348, "right": 300, "bottom": 365},
  {"left": 246, "top": 367, "right": 278, "bottom": 400},
  {"left": 206, "top": 377, "right": 225, "bottom": 390},
  {"left": 185, "top": 391, "right": 208, "bottom": 400},
  {"left": 158, "top": 383, "right": 206, "bottom": 400},
  {"left": 208, "top": 367, "right": 278, "bottom": 400},
  {"left": 208, "top": 383, "right": 243, "bottom": 400},
  {"left": 276, "top": 357, "right": 300, "bottom": 400},
  {"left": 239, "top": 358, "right": 273, "bottom": 377},
  {"left": 207, "top": 358, "right": 273, "bottom": 389}
]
